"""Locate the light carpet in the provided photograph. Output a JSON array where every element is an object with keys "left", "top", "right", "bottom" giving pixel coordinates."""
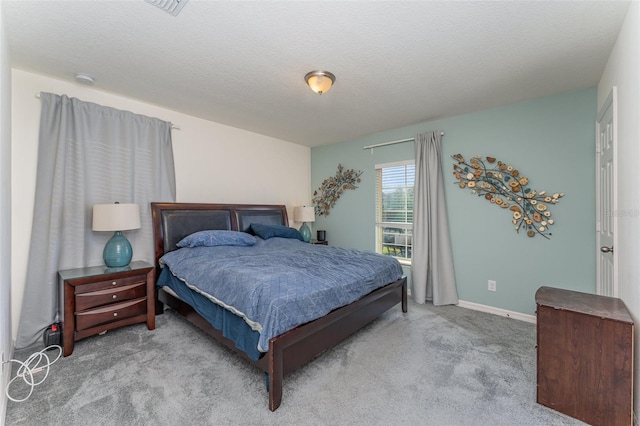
[{"left": 5, "top": 301, "right": 584, "bottom": 425}]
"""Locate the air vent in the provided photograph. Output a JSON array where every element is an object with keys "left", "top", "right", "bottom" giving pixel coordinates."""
[{"left": 145, "top": 0, "right": 189, "bottom": 16}]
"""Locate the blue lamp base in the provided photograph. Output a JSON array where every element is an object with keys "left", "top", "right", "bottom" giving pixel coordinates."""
[
  {"left": 103, "top": 231, "right": 133, "bottom": 268},
  {"left": 299, "top": 222, "right": 311, "bottom": 243}
]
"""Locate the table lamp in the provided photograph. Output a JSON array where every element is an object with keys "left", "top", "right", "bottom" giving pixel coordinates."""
[
  {"left": 92, "top": 202, "right": 141, "bottom": 267},
  {"left": 294, "top": 206, "right": 315, "bottom": 243}
]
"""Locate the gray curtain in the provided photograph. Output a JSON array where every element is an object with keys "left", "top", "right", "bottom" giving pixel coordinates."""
[
  {"left": 411, "top": 131, "right": 458, "bottom": 305},
  {"left": 16, "top": 93, "right": 176, "bottom": 347}
]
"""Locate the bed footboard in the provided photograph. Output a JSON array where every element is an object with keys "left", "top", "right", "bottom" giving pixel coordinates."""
[{"left": 262, "top": 276, "right": 407, "bottom": 411}]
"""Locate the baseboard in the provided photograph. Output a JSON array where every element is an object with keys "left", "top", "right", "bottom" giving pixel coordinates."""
[
  {"left": 457, "top": 300, "right": 536, "bottom": 323},
  {"left": 405, "top": 288, "right": 536, "bottom": 324}
]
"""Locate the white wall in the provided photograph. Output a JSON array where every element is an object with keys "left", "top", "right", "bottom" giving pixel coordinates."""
[
  {"left": 0, "top": 1, "right": 12, "bottom": 423},
  {"left": 597, "top": 1, "right": 640, "bottom": 420},
  {"left": 11, "top": 69, "right": 311, "bottom": 341}
]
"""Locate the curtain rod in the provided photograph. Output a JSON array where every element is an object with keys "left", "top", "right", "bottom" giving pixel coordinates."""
[
  {"left": 35, "top": 92, "right": 181, "bottom": 130},
  {"left": 363, "top": 132, "right": 444, "bottom": 150}
]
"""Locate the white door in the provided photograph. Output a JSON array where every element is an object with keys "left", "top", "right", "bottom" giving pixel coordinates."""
[{"left": 596, "top": 88, "right": 617, "bottom": 297}]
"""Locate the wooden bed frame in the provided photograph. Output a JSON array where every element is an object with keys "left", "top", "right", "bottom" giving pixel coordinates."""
[{"left": 151, "top": 202, "right": 407, "bottom": 411}]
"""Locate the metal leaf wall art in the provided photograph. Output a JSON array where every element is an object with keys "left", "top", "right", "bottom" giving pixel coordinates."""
[
  {"left": 452, "top": 154, "right": 564, "bottom": 239},
  {"left": 313, "top": 164, "right": 363, "bottom": 216}
]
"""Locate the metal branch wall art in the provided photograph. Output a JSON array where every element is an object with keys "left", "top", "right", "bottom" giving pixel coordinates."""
[
  {"left": 313, "top": 164, "right": 363, "bottom": 216},
  {"left": 452, "top": 154, "right": 564, "bottom": 239}
]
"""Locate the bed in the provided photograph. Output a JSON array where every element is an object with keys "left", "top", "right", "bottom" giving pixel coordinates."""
[{"left": 151, "top": 202, "right": 408, "bottom": 411}]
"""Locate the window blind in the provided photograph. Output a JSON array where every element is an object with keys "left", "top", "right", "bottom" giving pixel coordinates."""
[{"left": 375, "top": 160, "right": 414, "bottom": 260}]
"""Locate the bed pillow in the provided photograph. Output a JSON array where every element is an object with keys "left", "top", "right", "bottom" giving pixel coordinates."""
[
  {"left": 176, "top": 230, "right": 256, "bottom": 248},
  {"left": 250, "top": 223, "right": 304, "bottom": 241}
]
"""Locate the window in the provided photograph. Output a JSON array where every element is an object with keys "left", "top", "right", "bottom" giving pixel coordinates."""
[{"left": 375, "top": 161, "right": 414, "bottom": 261}]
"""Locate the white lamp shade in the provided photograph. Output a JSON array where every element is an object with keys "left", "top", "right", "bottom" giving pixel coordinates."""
[
  {"left": 92, "top": 203, "right": 141, "bottom": 231},
  {"left": 294, "top": 206, "right": 315, "bottom": 223}
]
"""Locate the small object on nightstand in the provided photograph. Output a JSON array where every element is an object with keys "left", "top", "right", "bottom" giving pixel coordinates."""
[
  {"left": 294, "top": 206, "right": 315, "bottom": 243},
  {"left": 311, "top": 240, "right": 328, "bottom": 245},
  {"left": 92, "top": 202, "right": 141, "bottom": 267},
  {"left": 317, "top": 230, "right": 326, "bottom": 242},
  {"left": 58, "top": 260, "right": 155, "bottom": 356}
]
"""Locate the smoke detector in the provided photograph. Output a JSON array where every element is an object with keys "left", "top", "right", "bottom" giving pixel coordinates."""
[
  {"left": 74, "top": 73, "right": 95, "bottom": 85},
  {"left": 145, "top": 0, "right": 189, "bottom": 16}
]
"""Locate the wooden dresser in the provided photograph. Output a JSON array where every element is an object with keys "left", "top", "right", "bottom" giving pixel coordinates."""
[
  {"left": 536, "top": 286, "right": 634, "bottom": 425},
  {"left": 59, "top": 261, "right": 155, "bottom": 356}
]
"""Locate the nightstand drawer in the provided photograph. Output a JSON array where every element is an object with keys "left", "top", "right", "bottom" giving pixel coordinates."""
[
  {"left": 75, "top": 297, "right": 147, "bottom": 331},
  {"left": 75, "top": 282, "right": 147, "bottom": 311},
  {"left": 75, "top": 274, "right": 147, "bottom": 294}
]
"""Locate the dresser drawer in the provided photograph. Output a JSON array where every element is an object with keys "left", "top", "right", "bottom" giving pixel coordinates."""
[
  {"left": 75, "top": 282, "right": 147, "bottom": 312},
  {"left": 75, "top": 298, "right": 147, "bottom": 331},
  {"left": 75, "top": 274, "right": 147, "bottom": 294}
]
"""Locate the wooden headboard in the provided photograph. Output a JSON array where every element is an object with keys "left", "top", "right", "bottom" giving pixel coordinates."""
[{"left": 150, "top": 202, "right": 289, "bottom": 275}]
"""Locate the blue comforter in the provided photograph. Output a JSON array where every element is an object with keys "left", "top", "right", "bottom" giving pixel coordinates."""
[{"left": 159, "top": 237, "right": 403, "bottom": 352}]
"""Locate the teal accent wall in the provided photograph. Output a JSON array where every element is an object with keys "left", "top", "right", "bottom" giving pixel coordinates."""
[{"left": 311, "top": 88, "right": 596, "bottom": 316}]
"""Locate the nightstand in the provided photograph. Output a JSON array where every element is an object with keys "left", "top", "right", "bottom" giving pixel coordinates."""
[
  {"left": 311, "top": 240, "right": 328, "bottom": 245},
  {"left": 58, "top": 261, "right": 155, "bottom": 356}
]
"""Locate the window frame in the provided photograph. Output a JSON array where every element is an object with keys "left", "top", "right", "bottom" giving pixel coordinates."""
[{"left": 375, "top": 160, "right": 415, "bottom": 264}]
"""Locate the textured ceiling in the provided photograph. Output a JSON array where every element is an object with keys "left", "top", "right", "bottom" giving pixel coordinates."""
[{"left": 3, "top": 1, "right": 631, "bottom": 147}]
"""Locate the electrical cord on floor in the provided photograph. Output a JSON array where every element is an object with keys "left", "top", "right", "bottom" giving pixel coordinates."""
[{"left": 3, "top": 345, "right": 62, "bottom": 402}]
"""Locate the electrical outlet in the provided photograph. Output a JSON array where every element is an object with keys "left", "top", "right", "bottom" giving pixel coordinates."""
[{"left": 488, "top": 280, "right": 497, "bottom": 292}]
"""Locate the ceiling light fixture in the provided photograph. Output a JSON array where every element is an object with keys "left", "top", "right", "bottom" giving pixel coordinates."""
[
  {"left": 305, "top": 70, "right": 335, "bottom": 95},
  {"left": 74, "top": 73, "right": 95, "bottom": 85}
]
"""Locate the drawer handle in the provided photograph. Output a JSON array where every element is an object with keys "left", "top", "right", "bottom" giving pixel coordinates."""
[
  {"left": 112, "top": 281, "right": 117, "bottom": 286},
  {"left": 113, "top": 312, "right": 118, "bottom": 317},
  {"left": 112, "top": 295, "right": 117, "bottom": 299}
]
